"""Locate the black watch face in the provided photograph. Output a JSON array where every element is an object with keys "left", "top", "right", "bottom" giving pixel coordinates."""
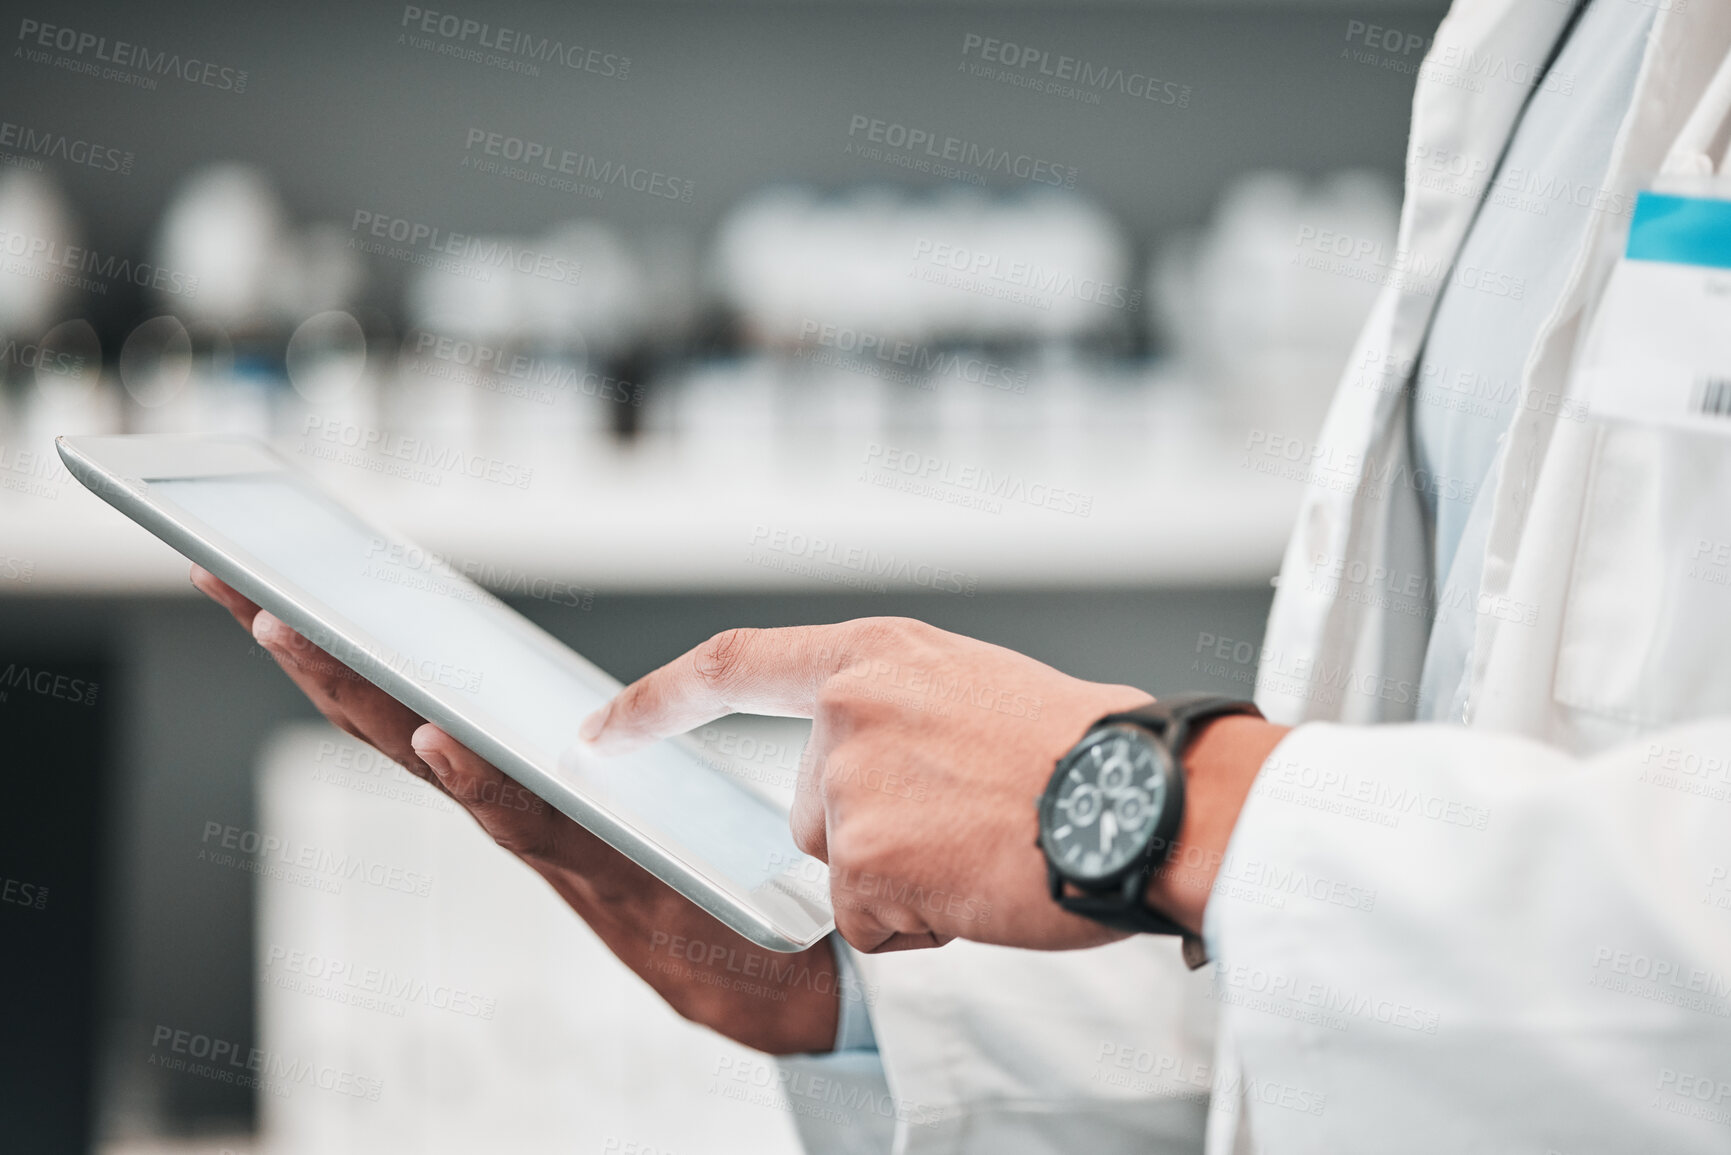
[{"left": 1042, "top": 725, "right": 1171, "bottom": 883}]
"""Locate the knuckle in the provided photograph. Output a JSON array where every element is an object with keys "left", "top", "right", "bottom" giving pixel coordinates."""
[
  {"left": 834, "top": 910, "right": 891, "bottom": 954},
  {"left": 825, "top": 822, "right": 881, "bottom": 879},
  {"left": 814, "top": 675, "right": 857, "bottom": 717},
  {"left": 815, "top": 676, "right": 892, "bottom": 738},
  {"left": 444, "top": 772, "right": 485, "bottom": 809},
  {"left": 459, "top": 777, "right": 553, "bottom": 859},
  {"left": 613, "top": 677, "right": 659, "bottom": 724},
  {"left": 488, "top": 820, "right": 551, "bottom": 862},
  {"left": 849, "top": 616, "right": 917, "bottom": 652},
  {"left": 693, "top": 627, "right": 756, "bottom": 692},
  {"left": 791, "top": 817, "right": 825, "bottom": 859},
  {"left": 824, "top": 824, "right": 858, "bottom": 872},
  {"left": 833, "top": 913, "right": 870, "bottom": 952},
  {"left": 789, "top": 789, "right": 828, "bottom": 860},
  {"left": 813, "top": 769, "right": 847, "bottom": 822}
]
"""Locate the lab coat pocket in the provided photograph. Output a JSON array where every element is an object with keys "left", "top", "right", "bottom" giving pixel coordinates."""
[{"left": 1553, "top": 421, "right": 1731, "bottom": 726}]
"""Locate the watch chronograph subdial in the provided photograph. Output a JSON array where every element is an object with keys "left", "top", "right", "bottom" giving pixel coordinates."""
[
  {"left": 1057, "top": 783, "right": 1103, "bottom": 826},
  {"left": 1114, "top": 788, "right": 1154, "bottom": 829},
  {"left": 1097, "top": 743, "right": 1135, "bottom": 792}
]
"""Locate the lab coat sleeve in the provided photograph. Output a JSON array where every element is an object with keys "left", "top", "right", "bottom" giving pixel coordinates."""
[
  {"left": 773, "top": 1049, "right": 900, "bottom": 1155},
  {"left": 778, "top": 932, "right": 1217, "bottom": 1155},
  {"left": 1202, "top": 719, "right": 1731, "bottom": 1154},
  {"left": 856, "top": 936, "right": 1216, "bottom": 1155},
  {"left": 785, "top": 942, "right": 1218, "bottom": 1155},
  {"left": 772, "top": 938, "right": 896, "bottom": 1155}
]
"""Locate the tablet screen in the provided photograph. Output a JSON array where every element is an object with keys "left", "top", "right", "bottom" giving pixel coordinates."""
[{"left": 149, "top": 473, "right": 809, "bottom": 900}]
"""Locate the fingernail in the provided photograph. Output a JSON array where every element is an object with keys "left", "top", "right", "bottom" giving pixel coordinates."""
[
  {"left": 417, "top": 745, "right": 452, "bottom": 779},
  {"left": 253, "top": 613, "right": 282, "bottom": 649},
  {"left": 578, "top": 704, "right": 610, "bottom": 744}
]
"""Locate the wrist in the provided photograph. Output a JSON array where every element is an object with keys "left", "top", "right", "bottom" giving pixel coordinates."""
[{"left": 1144, "top": 714, "right": 1289, "bottom": 934}]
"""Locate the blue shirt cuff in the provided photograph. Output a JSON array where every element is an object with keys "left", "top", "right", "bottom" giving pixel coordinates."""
[{"left": 830, "top": 934, "right": 879, "bottom": 1053}]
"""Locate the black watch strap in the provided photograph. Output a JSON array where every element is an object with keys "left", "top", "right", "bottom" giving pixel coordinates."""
[
  {"left": 1096, "top": 694, "right": 1264, "bottom": 763},
  {"left": 1058, "top": 888, "right": 1192, "bottom": 938},
  {"left": 1062, "top": 890, "right": 1211, "bottom": 970}
]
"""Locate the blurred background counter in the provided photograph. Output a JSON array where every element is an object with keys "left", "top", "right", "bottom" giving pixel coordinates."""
[{"left": 3, "top": 375, "right": 1300, "bottom": 595}]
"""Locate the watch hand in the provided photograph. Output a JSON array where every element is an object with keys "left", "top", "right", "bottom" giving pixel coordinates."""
[{"left": 1100, "top": 808, "right": 1117, "bottom": 852}]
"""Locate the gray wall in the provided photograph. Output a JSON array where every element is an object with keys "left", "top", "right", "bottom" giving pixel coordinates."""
[{"left": 5, "top": 0, "right": 1444, "bottom": 326}]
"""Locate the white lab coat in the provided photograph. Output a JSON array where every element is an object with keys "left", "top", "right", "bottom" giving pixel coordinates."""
[{"left": 787, "top": 3, "right": 1731, "bottom": 1152}]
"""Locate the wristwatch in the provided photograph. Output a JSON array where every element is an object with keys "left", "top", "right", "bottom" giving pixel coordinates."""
[{"left": 1036, "top": 693, "right": 1262, "bottom": 968}]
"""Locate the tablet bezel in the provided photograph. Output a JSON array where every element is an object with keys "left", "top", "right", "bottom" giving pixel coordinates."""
[{"left": 57, "top": 433, "right": 834, "bottom": 953}]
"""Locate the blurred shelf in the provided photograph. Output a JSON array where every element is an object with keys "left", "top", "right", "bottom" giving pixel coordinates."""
[
  {"left": 100, "top": 1140, "right": 254, "bottom": 1155},
  {"left": 1, "top": 428, "right": 1298, "bottom": 596}
]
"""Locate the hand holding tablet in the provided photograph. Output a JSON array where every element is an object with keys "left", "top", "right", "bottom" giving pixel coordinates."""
[{"left": 188, "top": 565, "right": 847, "bottom": 1056}]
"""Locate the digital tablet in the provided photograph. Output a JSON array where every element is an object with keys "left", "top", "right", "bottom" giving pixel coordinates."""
[{"left": 57, "top": 433, "right": 833, "bottom": 952}]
